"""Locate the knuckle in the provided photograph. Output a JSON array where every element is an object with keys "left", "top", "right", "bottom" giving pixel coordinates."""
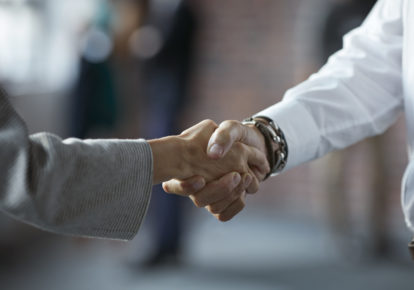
[
  {"left": 217, "top": 214, "right": 229, "bottom": 223},
  {"left": 191, "top": 196, "right": 204, "bottom": 208},
  {"left": 218, "top": 214, "right": 230, "bottom": 222},
  {"left": 224, "top": 120, "right": 239, "bottom": 128},
  {"left": 247, "top": 187, "right": 258, "bottom": 194},
  {"left": 208, "top": 205, "right": 222, "bottom": 214},
  {"left": 216, "top": 130, "right": 231, "bottom": 143},
  {"left": 162, "top": 183, "right": 171, "bottom": 193},
  {"left": 195, "top": 199, "right": 206, "bottom": 208},
  {"left": 233, "top": 144, "right": 248, "bottom": 159},
  {"left": 181, "top": 182, "right": 196, "bottom": 194},
  {"left": 232, "top": 161, "right": 246, "bottom": 174},
  {"left": 186, "top": 142, "right": 200, "bottom": 156},
  {"left": 203, "top": 119, "right": 217, "bottom": 128},
  {"left": 239, "top": 160, "right": 248, "bottom": 172},
  {"left": 220, "top": 120, "right": 232, "bottom": 127},
  {"left": 248, "top": 178, "right": 260, "bottom": 192},
  {"left": 246, "top": 185, "right": 257, "bottom": 194},
  {"left": 162, "top": 182, "right": 181, "bottom": 195},
  {"left": 180, "top": 128, "right": 191, "bottom": 136}
]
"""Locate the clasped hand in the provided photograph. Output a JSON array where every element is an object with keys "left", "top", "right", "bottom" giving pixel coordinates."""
[{"left": 150, "top": 119, "right": 268, "bottom": 222}]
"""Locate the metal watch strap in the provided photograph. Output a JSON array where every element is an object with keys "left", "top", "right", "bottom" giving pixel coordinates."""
[
  {"left": 409, "top": 238, "right": 414, "bottom": 260},
  {"left": 242, "top": 116, "right": 288, "bottom": 178},
  {"left": 242, "top": 116, "right": 288, "bottom": 177},
  {"left": 256, "top": 116, "right": 288, "bottom": 176}
]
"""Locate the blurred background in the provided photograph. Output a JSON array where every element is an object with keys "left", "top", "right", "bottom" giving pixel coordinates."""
[{"left": 0, "top": 0, "right": 414, "bottom": 289}]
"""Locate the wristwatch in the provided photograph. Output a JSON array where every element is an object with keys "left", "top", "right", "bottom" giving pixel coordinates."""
[
  {"left": 242, "top": 116, "right": 288, "bottom": 179},
  {"left": 409, "top": 238, "right": 414, "bottom": 260}
]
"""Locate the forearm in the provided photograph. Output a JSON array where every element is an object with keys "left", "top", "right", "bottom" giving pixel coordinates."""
[
  {"left": 0, "top": 91, "right": 152, "bottom": 240},
  {"left": 21, "top": 134, "right": 153, "bottom": 240}
]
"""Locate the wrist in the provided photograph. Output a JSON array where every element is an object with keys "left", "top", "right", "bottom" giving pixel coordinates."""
[
  {"left": 255, "top": 116, "right": 288, "bottom": 176},
  {"left": 242, "top": 116, "right": 288, "bottom": 178},
  {"left": 245, "top": 124, "right": 275, "bottom": 158},
  {"left": 250, "top": 118, "right": 280, "bottom": 154},
  {"left": 149, "top": 136, "right": 187, "bottom": 184}
]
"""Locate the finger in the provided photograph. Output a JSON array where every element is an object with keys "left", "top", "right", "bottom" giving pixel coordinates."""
[
  {"left": 246, "top": 146, "right": 270, "bottom": 178},
  {"left": 246, "top": 169, "right": 260, "bottom": 194},
  {"left": 207, "top": 120, "right": 248, "bottom": 159},
  {"left": 205, "top": 178, "right": 246, "bottom": 214},
  {"left": 162, "top": 176, "right": 206, "bottom": 196},
  {"left": 215, "top": 193, "right": 246, "bottom": 222},
  {"left": 190, "top": 172, "right": 241, "bottom": 208},
  {"left": 241, "top": 172, "right": 253, "bottom": 190}
]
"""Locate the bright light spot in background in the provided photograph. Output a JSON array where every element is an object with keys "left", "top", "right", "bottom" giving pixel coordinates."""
[
  {"left": 0, "top": 0, "right": 102, "bottom": 93},
  {"left": 129, "top": 26, "right": 163, "bottom": 60},
  {"left": 81, "top": 27, "right": 113, "bottom": 63},
  {"left": 0, "top": 4, "right": 38, "bottom": 86}
]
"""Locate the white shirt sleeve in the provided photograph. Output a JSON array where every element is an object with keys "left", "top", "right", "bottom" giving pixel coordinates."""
[{"left": 256, "top": 0, "right": 404, "bottom": 171}]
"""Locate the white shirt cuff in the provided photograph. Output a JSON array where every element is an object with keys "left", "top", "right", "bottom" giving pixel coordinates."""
[{"left": 255, "top": 99, "right": 320, "bottom": 171}]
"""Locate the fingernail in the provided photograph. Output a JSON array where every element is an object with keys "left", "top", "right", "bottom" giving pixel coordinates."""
[
  {"left": 233, "top": 173, "right": 241, "bottom": 186},
  {"left": 193, "top": 179, "right": 205, "bottom": 191},
  {"left": 209, "top": 144, "right": 223, "bottom": 157},
  {"left": 244, "top": 174, "right": 252, "bottom": 187}
]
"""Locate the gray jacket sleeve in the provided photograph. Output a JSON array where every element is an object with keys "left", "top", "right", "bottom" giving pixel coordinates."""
[{"left": 0, "top": 88, "right": 153, "bottom": 240}]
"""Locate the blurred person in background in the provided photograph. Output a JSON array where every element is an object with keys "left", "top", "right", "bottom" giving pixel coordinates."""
[
  {"left": 131, "top": 0, "right": 198, "bottom": 267},
  {"left": 165, "top": 0, "right": 414, "bottom": 253}
]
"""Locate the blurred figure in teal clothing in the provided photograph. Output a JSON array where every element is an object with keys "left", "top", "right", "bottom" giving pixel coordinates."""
[{"left": 71, "top": 0, "right": 118, "bottom": 139}]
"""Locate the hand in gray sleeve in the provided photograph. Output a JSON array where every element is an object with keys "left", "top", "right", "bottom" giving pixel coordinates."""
[{"left": 0, "top": 89, "right": 153, "bottom": 240}]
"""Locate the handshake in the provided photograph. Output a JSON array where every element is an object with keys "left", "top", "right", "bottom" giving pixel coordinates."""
[{"left": 148, "top": 119, "right": 271, "bottom": 222}]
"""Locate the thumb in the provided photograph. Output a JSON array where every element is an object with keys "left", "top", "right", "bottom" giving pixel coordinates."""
[{"left": 207, "top": 120, "right": 247, "bottom": 159}]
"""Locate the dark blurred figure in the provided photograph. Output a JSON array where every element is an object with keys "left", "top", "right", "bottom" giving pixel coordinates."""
[
  {"left": 71, "top": 2, "right": 118, "bottom": 139},
  {"left": 133, "top": 0, "right": 198, "bottom": 267},
  {"left": 321, "top": 0, "right": 377, "bottom": 61},
  {"left": 319, "top": 0, "right": 394, "bottom": 260}
]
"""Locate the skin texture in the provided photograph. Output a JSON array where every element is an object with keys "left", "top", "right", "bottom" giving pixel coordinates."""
[
  {"left": 149, "top": 120, "right": 269, "bottom": 184},
  {"left": 162, "top": 120, "right": 270, "bottom": 222},
  {"left": 149, "top": 120, "right": 270, "bottom": 220}
]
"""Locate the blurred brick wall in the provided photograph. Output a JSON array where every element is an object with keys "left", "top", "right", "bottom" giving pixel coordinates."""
[{"left": 184, "top": 0, "right": 300, "bottom": 123}]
